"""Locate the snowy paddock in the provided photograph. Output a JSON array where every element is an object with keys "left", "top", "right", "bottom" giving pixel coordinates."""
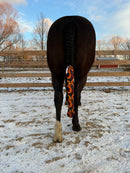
[{"left": 0, "top": 88, "right": 130, "bottom": 173}]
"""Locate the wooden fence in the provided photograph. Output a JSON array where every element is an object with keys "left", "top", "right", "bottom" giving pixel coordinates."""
[
  {"left": 0, "top": 50, "right": 130, "bottom": 88},
  {"left": 0, "top": 50, "right": 130, "bottom": 68}
]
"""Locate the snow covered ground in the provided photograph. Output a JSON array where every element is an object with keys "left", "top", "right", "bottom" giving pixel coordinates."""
[{"left": 0, "top": 88, "right": 130, "bottom": 173}]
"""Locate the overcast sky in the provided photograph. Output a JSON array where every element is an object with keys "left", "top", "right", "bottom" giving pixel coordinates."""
[{"left": 1, "top": 0, "right": 130, "bottom": 40}]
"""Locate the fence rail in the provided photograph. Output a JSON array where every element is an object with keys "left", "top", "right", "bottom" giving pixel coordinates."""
[
  {"left": 0, "top": 60, "right": 130, "bottom": 67},
  {"left": 96, "top": 50, "right": 130, "bottom": 56},
  {"left": 0, "top": 71, "right": 130, "bottom": 78},
  {"left": 0, "top": 50, "right": 46, "bottom": 56},
  {"left": 0, "top": 50, "right": 130, "bottom": 56},
  {"left": 0, "top": 50, "right": 130, "bottom": 88},
  {"left": 0, "top": 82, "right": 130, "bottom": 88}
]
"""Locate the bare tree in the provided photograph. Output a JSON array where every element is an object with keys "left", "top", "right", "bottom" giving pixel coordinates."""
[
  {"left": 16, "top": 34, "right": 26, "bottom": 50},
  {"left": 0, "top": 2, "right": 20, "bottom": 51},
  {"left": 33, "top": 13, "right": 48, "bottom": 51},
  {"left": 121, "top": 38, "right": 130, "bottom": 59},
  {"left": 109, "top": 36, "right": 123, "bottom": 57},
  {"left": 97, "top": 40, "right": 103, "bottom": 51},
  {"left": 109, "top": 36, "right": 122, "bottom": 48},
  {"left": 96, "top": 39, "right": 108, "bottom": 57}
]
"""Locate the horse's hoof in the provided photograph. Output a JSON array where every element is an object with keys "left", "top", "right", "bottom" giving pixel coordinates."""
[
  {"left": 53, "top": 121, "right": 62, "bottom": 143},
  {"left": 72, "top": 124, "right": 81, "bottom": 131},
  {"left": 53, "top": 136, "right": 62, "bottom": 143}
]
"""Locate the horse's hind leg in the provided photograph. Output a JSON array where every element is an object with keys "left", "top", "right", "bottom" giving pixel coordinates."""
[
  {"left": 77, "top": 76, "right": 87, "bottom": 106},
  {"left": 52, "top": 74, "right": 64, "bottom": 142},
  {"left": 72, "top": 76, "right": 86, "bottom": 131},
  {"left": 72, "top": 81, "right": 82, "bottom": 131},
  {"left": 65, "top": 75, "right": 69, "bottom": 105}
]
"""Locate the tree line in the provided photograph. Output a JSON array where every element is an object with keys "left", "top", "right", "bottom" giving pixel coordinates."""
[
  {"left": 0, "top": 2, "right": 48, "bottom": 53},
  {"left": 97, "top": 37, "right": 130, "bottom": 59},
  {"left": 0, "top": 2, "right": 130, "bottom": 60}
]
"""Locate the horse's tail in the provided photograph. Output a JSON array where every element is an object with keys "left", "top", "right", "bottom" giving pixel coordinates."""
[{"left": 65, "top": 21, "right": 77, "bottom": 118}]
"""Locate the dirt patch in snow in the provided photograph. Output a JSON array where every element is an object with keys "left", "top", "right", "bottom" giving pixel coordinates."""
[{"left": 0, "top": 90, "right": 129, "bottom": 173}]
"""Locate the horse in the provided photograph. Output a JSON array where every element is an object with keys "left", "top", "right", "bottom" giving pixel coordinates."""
[{"left": 47, "top": 16, "right": 96, "bottom": 142}]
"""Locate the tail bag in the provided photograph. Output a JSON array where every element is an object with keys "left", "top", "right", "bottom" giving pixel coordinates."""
[{"left": 66, "top": 65, "right": 75, "bottom": 118}]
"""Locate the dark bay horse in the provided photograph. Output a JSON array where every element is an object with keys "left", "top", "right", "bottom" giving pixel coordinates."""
[{"left": 47, "top": 16, "right": 96, "bottom": 142}]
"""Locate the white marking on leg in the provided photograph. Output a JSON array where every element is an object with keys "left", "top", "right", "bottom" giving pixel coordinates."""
[{"left": 53, "top": 121, "right": 62, "bottom": 142}]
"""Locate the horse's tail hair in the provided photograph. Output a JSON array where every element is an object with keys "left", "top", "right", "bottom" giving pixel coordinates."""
[
  {"left": 65, "top": 21, "right": 77, "bottom": 118},
  {"left": 65, "top": 21, "right": 76, "bottom": 66}
]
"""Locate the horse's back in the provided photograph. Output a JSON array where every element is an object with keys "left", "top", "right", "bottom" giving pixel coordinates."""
[{"left": 47, "top": 16, "right": 96, "bottom": 78}]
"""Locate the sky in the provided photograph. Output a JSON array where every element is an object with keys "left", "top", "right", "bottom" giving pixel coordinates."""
[{"left": 1, "top": 0, "right": 130, "bottom": 41}]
